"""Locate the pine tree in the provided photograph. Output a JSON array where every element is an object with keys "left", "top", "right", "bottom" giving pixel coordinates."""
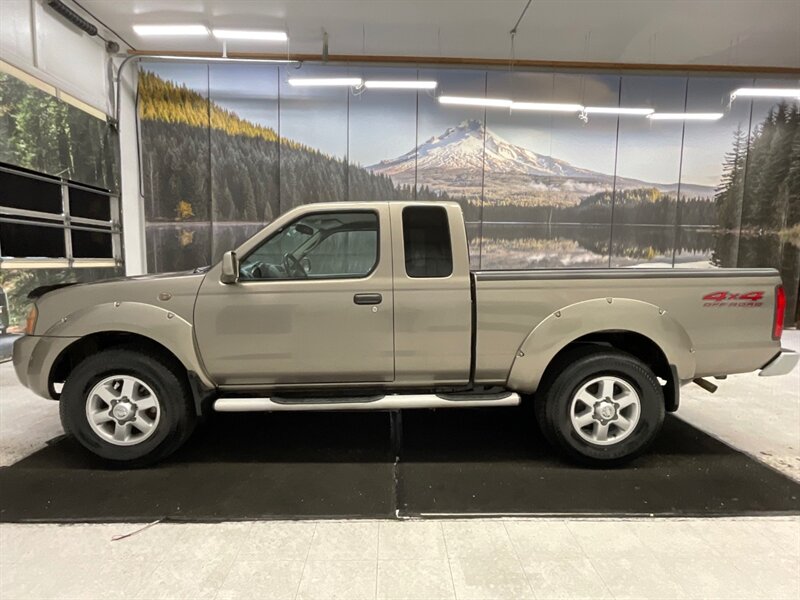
[{"left": 715, "top": 125, "right": 748, "bottom": 230}]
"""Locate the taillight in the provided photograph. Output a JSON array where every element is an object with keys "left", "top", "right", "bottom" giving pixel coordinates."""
[
  {"left": 25, "top": 304, "right": 38, "bottom": 335},
  {"left": 773, "top": 285, "right": 786, "bottom": 340}
]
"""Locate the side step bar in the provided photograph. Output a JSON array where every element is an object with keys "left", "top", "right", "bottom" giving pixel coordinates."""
[{"left": 214, "top": 392, "right": 521, "bottom": 412}]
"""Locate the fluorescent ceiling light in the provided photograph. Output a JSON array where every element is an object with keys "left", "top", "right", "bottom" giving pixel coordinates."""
[
  {"left": 212, "top": 29, "right": 287, "bottom": 41},
  {"left": 133, "top": 24, "right": 209, "bottom": 36},
  {"left": 731, "top": 87, "right": 800, "bottom": 99},
  {"left": 288, "top": 77, "right": 362, "bottom": 87},
  {"left": 511, "top": 102, "right": 583, "bottom": 112},
  {"left": 438, "top": 96, "right": 512, "bottom": 107},
  {"left": 584, "top": 106, "right": 654, "bottom": 115},
  {"left": 648, "top": 112, "right": 724, "bottom": 121},
  {"left": 364, "top": 80, "right": 437, "bottom": 90}
]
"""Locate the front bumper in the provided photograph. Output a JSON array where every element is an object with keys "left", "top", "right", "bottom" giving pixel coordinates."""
[
  {"left": 12, "top": 334, "right": 78, "bottom": 399},
  {"left": 759, "top": 349, "right": 800, "bottom": 377}
]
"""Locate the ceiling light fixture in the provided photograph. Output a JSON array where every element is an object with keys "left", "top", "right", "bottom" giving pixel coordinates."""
[
  {"left": 288, "top": 77, "right": 363, "bottom": 87},
  {"left": 438, "top": 96, "right": 512, "bottom": 107},
  {"left": 584, "top": 106, "right": 654, "bottom": 115},
  {"left": 364, "top": 80, "right": 438, "bottom": 90},
  {"left": 133, "top": 24, "right": 209, "bottom": 36},
  {"left": 731, "top": 87, "right": 800, "bottom": 100},
  {"left": 212, "top": 29, "right": 287, "bottom": 41},
  {"left": 511, "top": 102, "right": 584, "bottom": 112},
  {"left": 648, "top": 112, "right": 724, "bottom": 121}
]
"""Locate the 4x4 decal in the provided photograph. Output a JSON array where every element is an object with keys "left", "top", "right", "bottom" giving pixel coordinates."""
[{"left": 703, "top": 291, "right": 764, "bottom": 307}]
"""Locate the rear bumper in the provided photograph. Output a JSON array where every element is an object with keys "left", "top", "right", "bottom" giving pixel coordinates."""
[{"left": 759, "top": 349, "right": 799, "bottom": 377}]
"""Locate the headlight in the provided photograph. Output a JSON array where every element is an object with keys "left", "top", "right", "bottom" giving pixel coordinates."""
[{"left": 25, "top": 304, "right": 38, "bottom": 335}]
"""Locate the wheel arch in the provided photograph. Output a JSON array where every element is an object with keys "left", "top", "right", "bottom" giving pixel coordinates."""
[
  {"left": 50, "top": 331, "right": 189, "bottom": 398},
  {"left": 507, "top": 297, "right": 695, "bottom": 400},
  {"left": 44, "top": 302, "right": 213, "bottom": 394}
]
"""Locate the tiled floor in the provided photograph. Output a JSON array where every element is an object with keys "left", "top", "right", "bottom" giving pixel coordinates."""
[{"left": 1, "top": 517, "right": 798, "bottom": 599}]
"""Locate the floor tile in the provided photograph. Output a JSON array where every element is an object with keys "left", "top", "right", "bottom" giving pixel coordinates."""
[
  {"left": 296, "top": 560, "right": 378, "bottom": 600},
  {"left": 442, "top": 521, "right": 517, "bottom": 559},
  {"left": 448, "top": 556, "right": 535, "bottom": 599},
  {"left": 168, "top": 522, "right": 253, "bottom": 563},
  {"left": 726, "top": 553, "right": 800, "bottom": 600},
  {"left": 379, "top": 521, "right": 447, "bottom": 559},
  {"left": 590, "top": 555, "right": 689, "bottom": 599},
  {"left": 134, "top": 556, "right": 231, "bottom": 600},
  {"left": 307, "top": 521, "right": 380, "bottom": 560},
  {"left": 667, "top": 555, "right": 773, "bottom": 600},
  {"left": 10, "top": 555, "right": 156, "bottom": 600},
  {"left": 521, "top": 557, "right": 613, "bottom": 599},
  {"left": 688, "top": 519, "right": 781, "bottom": 558},
  {"left": 504, "top": 520, "right": 585, "bottom": 560},
  {"left": 628, "top": 520, "right": 719, "bottom": 558},
  {"left": 238, "top": 521, "right": 316, "bottom": 560},
  {"left": 566, "top": 520, "right": 652, "bottom": 559},
  {"left": 749, "top": 517, "right": 800, "bottom": 557},
  {"left": 377, "top": 559, "right": 455, "bottom": 599},
  {"left": 216, "top": 560, "right": 305, "bottom": 600}
]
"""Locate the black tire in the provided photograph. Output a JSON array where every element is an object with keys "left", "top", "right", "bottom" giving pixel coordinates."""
[
  {"left": 535, "top": 347, "right": 665, "bottom": 466},
  {"left": 59, "top": 348, "right": 196, "bottom": 468}
]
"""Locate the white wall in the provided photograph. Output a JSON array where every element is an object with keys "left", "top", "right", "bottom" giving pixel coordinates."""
[{"left": 0, "top": 0, "right": 111, "bottom": 114}]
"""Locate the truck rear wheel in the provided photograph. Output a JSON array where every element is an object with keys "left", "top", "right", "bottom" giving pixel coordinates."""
[
  {"left": 59, "top": 348, "right": 196, "bottom": 467},
  {"left": 535, "top": 348, "right": 665, "bottom": 466}
]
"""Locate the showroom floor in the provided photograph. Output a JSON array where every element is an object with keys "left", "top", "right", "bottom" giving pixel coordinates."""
[
  {"left": 1, "top": 517, "right": 798, "bottom": 599},
  {"left": 0, "top": 332, "right": 798, "bottom": 599}
]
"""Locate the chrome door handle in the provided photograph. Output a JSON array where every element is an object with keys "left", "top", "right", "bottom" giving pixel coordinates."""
[{"left": 354, "top": 293, "right": 382, "bottom": 305}]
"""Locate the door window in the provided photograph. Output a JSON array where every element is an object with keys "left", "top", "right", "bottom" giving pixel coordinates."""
[{"left": 239, "top": 211, "right": 379, "bottom": 280}]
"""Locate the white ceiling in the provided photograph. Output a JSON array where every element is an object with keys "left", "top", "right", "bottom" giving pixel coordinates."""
[{"left": 78, "top": 0, "right": 800, "bottom": 68}]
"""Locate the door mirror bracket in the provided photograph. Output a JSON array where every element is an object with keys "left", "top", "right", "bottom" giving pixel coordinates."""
[{"left": 220, "top": 251, "right": 239, "bottom": 284}]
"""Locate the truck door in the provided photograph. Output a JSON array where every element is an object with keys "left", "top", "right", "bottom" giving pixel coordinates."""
[
  {"left": 389, "top": 203, "right": 472, "bottom": 385},
  {"left": 193, "top": 207, "right": 394, "bottom": 386}
]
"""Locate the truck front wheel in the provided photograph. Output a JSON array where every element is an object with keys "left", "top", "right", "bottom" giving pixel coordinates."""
[
  {"left": 59, "top": 348, "right": 196, "bottom": 467},
  {"left": 535, "top": 348, "right": 665, "bottom": 465}
]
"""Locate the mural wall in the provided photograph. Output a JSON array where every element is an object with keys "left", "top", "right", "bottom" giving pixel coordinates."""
[{"left": 138, "top": 63, "right": 800, "bottom": 323}]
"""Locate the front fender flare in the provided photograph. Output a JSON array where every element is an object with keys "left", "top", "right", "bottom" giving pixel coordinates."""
[
  {"left": 44, "top": 301, "right": 213, "bottom": 388},
  {"left": 506, "top": 297, "right": 696, "bottom": 393}
]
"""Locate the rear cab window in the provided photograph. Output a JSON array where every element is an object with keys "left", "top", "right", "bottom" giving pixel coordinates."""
[{"left": 402, "top": 206, "right": 453, "bottom": 278}]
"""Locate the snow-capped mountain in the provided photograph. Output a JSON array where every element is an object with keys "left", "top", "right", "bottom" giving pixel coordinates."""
[{"left": 368, "top": 119, "right": 712, "bottom": 205}]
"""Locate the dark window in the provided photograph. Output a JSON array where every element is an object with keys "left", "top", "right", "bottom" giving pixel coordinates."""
[
  {"left": 402, "top": 206, "right": 453, "bottom": 278},
  {"left": 72, "top": 229, "right": 113, "bottom": 258},
  {"left": 0, "top": 170, "right": 62, "bottom": 214},
  {"left": 239, "top": 211, "right": 379, "bottom": 280},
  {"left": 0, "top": 222, "right": 66, "bottom": 258},
  {"left": 70, "top": 187, "right": 111, "bottom": 220}
]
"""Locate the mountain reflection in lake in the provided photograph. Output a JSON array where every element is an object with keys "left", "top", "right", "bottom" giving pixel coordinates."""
[{"left": 146, "top": 220, "right": 799, "bottom": 323}]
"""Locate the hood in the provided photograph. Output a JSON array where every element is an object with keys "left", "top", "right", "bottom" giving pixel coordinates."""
[{"left": 32, "top": 269, "right": 207, "bottom": 335}]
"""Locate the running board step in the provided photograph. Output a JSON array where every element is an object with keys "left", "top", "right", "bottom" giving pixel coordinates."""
[{"left": 214, "top": 392, "right": 520, "bottom": 412}]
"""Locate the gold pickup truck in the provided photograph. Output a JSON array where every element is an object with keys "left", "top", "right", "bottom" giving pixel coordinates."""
[{"left": 13, "top": 201, "right": 798, "bottom": 467}]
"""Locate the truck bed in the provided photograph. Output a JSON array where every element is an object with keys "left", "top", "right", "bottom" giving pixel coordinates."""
[{"left": 472, "top": 268, "right": 781, "bottom": 386}]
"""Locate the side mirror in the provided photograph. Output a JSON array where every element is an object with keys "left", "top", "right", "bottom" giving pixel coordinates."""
[{"left": 220, "top": 251, "right": 239, "bottom": 284}]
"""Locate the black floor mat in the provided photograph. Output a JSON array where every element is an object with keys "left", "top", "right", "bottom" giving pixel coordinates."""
[
  {"left": 0, "top": 412, "right": 396, "bottom": 522},
  {"left": 1, "top": 409, "right": 798, "bottom": 522},
  {"left": 398, "top": 408, "right": 800, "bottom": 516}
]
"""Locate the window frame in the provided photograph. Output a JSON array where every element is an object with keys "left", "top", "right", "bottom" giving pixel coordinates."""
[
  {"left": 401, "top": 205, "right": 454, "bottom": 279},
  {"left": 0, "top": 163, "right": 121, "bottom": 269},
  {"left": 237, "top": 209, "right": 381, "bottom": 283}
]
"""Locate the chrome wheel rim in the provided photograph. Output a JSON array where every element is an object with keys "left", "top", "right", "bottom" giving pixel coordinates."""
[
  {"left": 569, "top": 375, "right": 641, "bottom": 446},
  {"left": 85, "top": 375, "right": 161, "bottom": 446}
]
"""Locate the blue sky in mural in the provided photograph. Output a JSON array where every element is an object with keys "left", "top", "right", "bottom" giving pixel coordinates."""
[{"left": 141, "top": 61, "right": 795, "bottom": 190}]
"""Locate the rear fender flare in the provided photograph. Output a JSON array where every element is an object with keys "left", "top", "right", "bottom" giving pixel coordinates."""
[{"left": 506, "top": 297, "right": 695, "bottom": 393}]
